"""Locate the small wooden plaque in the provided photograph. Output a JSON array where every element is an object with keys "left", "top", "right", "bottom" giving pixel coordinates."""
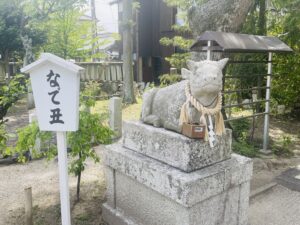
[{"left": 182, "top": 123, "right": 206, "bottom": 139}]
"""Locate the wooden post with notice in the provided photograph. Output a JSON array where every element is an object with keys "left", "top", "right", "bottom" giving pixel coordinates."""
[{"left": 21, "top": 53, "right": 84, "bottom": 225}]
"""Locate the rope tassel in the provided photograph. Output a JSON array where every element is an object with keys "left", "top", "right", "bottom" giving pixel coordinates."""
[
  {"left": 215, "top": 111, "right": 226, "bottom": 135},
  {"left": 179, "top": 82, "right": 226, "bottom": 139},
  {"left": 179, "top": 101, "right": 189, "bottom": 124},
  {"left": 200, "top": 114, "right": 209, "bottom": 141}
]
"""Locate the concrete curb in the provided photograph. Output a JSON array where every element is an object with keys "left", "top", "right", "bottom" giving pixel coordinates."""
[{"left": 250, "top": 182, "right": 277, "bottom": 199}]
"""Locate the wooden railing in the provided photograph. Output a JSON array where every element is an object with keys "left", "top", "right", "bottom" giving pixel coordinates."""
[{"left": 76, "top": 61, "right": 123, "bottom": 81}]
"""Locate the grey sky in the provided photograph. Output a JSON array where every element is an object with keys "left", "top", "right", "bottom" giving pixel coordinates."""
[{"left": 89, "top": 0, "right": 119, "bottom": 33}]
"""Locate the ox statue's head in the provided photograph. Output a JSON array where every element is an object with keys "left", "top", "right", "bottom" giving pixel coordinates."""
[{"left": 181, "top": 58, "right": 229, "bottom": 99}]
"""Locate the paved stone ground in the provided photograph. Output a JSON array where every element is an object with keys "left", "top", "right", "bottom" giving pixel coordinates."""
[
  {"left": 249, "top": 157, "right": 300, "bottom": 225},
  {"left": 249, "top": 185, "right": 300, "bottom": 225}
]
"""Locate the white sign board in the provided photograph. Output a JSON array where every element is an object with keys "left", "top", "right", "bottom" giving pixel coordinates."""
[
  {"left": 21, "top": 53, "right": 84, "bottom": 225},
  {"left": 21, "top": 53, "right": 83, "bottom": 131}
]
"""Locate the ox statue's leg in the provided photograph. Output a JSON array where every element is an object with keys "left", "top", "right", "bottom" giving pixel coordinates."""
[
  {"left": 164, "top": 120, "right": 182, "bottom": 133},
  {"left": 141, "top": 88, "right": 162, "bottom": 127}
]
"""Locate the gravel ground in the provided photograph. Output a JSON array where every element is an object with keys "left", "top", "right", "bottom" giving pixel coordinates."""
[
  {"left": 1, "top": 98, "right": 300, "bottom": 225},
  {"left": 1, "top": 98, "right": 107, "bottom": 225},
  {"left": 0, "top": 153, "right": 106, "bottom": 225}
]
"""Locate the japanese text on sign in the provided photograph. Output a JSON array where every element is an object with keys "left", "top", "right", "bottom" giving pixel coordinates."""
[{"left": 47, "top": 70, "right": 64, "bottom": 124}]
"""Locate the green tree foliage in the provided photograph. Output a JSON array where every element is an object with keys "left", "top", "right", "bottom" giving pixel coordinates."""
[
  {"left": 0, "top": 67, "right": 28, "bottom": 157},
  {"left": 0, "top": 0, "right": 64, "bottom": 65},
  {"left": 159, "top": 73, "right": 182, "bottom": 87},
  {"left": 0, "top": 74, "right": 27, "bottom": 123},
  {"left": 43, "top": 5, "right": 107, "bottom": 60},
  {"left": 268, "top": 0, "right": 300, "bottom": 107},
  {"left": 163, "top": 0, "right": 205, "bottom": 10},
  {"left": 43, "top": 8, "right": 89, "bottom": 59},
  {"left": 230, "top": 118, "right": 259, "bottom": 157},
  {"left": 160, "top": 36, "right": 193, "bottom": 69},
  {"left": 10, "top": 121, "right": 54, "bottom": 162},
  {"left": 225, "top": 0, "right": 268, "bottom": 112},
  {"left": 0, "top": 124, "right": 8, "bottom": 157},
  {"left": 159, "top": 0, "right": 196, "bottom": 69},
  {"left": 0, "top": 1, "right": 24, "bottom": 71},
  {"left": 0, "top": 0, "right": 90, "bottom": 65},
  {"left": 242, "top": 0, "right": 267, "bottom": 35},
  {"left": 68, "top": 81, "right": 113, "bottom": 201},
  {"left": 228, "top": 0, "right": 300, "bottom": 110},
  {"left": 272, "top": 54, "right": 300, "bottom": 106}
]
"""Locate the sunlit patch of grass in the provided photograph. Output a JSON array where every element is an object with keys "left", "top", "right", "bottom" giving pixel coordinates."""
[
  {"left": 92, "top": 97, "right": 142, "bottom": 122},
  {"left": 91, "top": 100, "right": 109, "bottom": 115},
  {"left": 122, "top": 97, "right": 142, "bottom": 121}
]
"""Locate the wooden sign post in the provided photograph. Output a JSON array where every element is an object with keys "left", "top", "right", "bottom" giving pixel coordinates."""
[{"left": 21, "top": 53, "right": 84, "bottom": 225}]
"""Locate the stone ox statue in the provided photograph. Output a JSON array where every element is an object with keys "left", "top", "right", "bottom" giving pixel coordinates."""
[{"left": 141, "top": 58, "right": 229, "bottom": 138}]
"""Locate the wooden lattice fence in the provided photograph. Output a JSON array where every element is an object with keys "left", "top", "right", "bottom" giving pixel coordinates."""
[{"left": 76, "top": 62, "right": 123, "bottom": 81}]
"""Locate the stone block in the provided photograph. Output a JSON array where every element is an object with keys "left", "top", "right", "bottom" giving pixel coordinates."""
[
  {"left": 29, "top": 111, "right": 37, "bottom": 123},
  {"left": 238, "top": 182, "right": 251, "bottom": 225},
  {"left": 122, "top": 121, "right": 232, "bottom": 172},
  {"left": 189, "top": 185, "right": 240, "bottom": 225},
  {"left": 28, "top": 110, "right": 41, "bottom": 154},
  {"left": 109, "top": 97, "right": 122, "bottom": 138},
  {"left": 103, "top": 144, "right": 251, "bottom": 207},
  {"left": 102, "top": 203, "right": 138, "bottom": 225},
  {"left": 102, "top": 144, "right": 252, "bottom": 225},
  {"left": 114, "top": 171, "right": 189, "bottom": 225},
  {"left": 104, "top": 167, "right": 116, "bottom": 208}
]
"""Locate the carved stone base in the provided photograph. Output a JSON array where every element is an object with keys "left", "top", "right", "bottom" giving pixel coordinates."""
[
  {"left": 102, "top": 144, "right": 252, "bottom": 225},
  {"left": 123, "top": 121, "right": 232, "bottom": 172}
]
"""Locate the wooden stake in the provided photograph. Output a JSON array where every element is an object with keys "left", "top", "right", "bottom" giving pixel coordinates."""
[{"left": 24, "top": 187, "right": 33, "bottom": 225}]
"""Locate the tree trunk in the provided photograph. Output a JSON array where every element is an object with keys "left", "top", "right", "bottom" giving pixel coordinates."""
[
  {"left": 91, "top": 0, "right": 98, "bottom": 61},
  {"left": 258, "top": 0, "right": 266, "bottom": 35},
  {"left": 122, "top": 0, "right": 136, "bottom": 104},
  {"left": 4, "top": 50, "right": 9, "bottom": 79},
  {"left": 21, "top": 35, "right": 35, "bottom": 109},
  {"left": 188, "top": 0, "right": 254, "bottom": 36},
  {"left": 76, "top": 170, "right": 81, "bottom": 202},
  {"left": 256, "top": 0, "right": 266, "bottom": 113},
  {"left": 76, "top": 152, "right": 82, "bottom": 202}
]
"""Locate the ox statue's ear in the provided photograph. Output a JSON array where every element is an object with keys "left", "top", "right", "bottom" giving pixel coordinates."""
[
  {"left": 186, "top": 60, "right": 197, "bottom": 71},
  {"left": 181, "top": 68, "right": 192, "bottom": 80},
  {"left": 218, "top": 58, "right": 229, "bottom": 69}
]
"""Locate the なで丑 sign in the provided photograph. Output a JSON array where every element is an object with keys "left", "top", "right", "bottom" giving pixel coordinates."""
[
  {"left": 21, "top": 53, "right": 83, "bottom": 132},
  {"left": 21, "top": 53, "right": 84, "bottom": 225}
]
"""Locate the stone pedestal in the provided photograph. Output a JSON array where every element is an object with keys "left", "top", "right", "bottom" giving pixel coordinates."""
[
  {"left": 122, "top": 121, "right": 232, "bottom": 172},
  {"left": 102, "top": 121, "right": 252, "bottom": 225}
]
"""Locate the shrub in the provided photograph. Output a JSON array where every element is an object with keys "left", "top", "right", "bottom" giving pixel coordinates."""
[
  {"left": 230, "top": 118, "right": 259, "bottom": 157},
  {"left": 230, "top": 118, "right": 251, "bottom": 141},
  {"left": 8, "top": 81, "right": 113, "bottom": 201},
  {"left": 8, "top": 122, "right": 54, "bottom": 162},
  {"left": 232, "top": 140, "right": 258, "bottom": 158},
  {"left": 159, "top": 74, "right": 183, "bottom": 87},
  {"left": 0, "top": 124, "right": 8, "bottom": 157},
  {"left": 272, "top": 135, "right": 294, "bottom": 157},
  {"left": 0, "top": 74, "right": 28, "bottom": 123}
]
